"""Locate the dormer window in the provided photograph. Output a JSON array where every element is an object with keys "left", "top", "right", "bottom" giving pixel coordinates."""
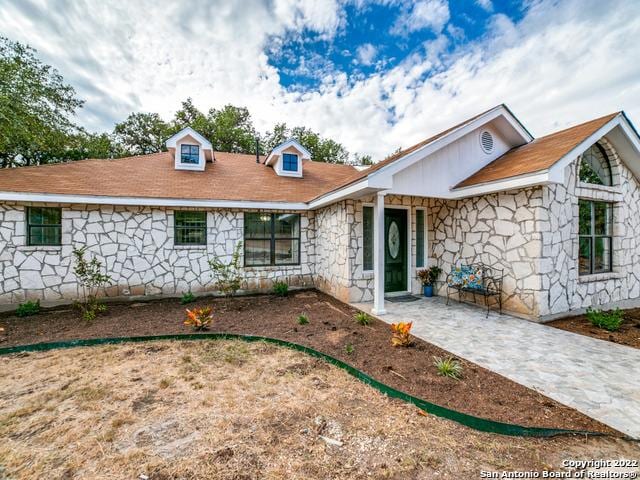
[
  {"left": 282, "top": 153, "right": 298, "bottom": 172},
  {"left": 165, "top": 127, "right": 213, "bottom": 172},
  {"left": 264, "top": 139, "right": 311, "bottom": 178},
  {"left": 181, "top": 145, "right": 199, "bottom": 164}
]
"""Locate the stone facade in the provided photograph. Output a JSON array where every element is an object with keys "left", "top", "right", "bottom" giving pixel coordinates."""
[
  {"left": 540, "top": 137, "right": 640, "bottom": 317},
  {"left": 429, "top": 188, "right": 545, "bottom": 317},
  {"left": 0, "top": 203, "right": 314, "bottom": 306},
  {"left": 2, "top": 137, "right": 639, "bottom": 319}
]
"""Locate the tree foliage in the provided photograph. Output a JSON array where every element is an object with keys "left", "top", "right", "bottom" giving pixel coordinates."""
[
  {"left": 113, "top": 112, "right": 170, "bottom": 156},
  {"left": 1, "top": 37, "right": 360, "bottom": 166},
  {"left": 0, "top": 36, "right": 83, "bottom": 167}
]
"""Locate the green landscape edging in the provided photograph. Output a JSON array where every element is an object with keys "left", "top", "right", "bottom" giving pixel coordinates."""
[{"left": 0, "top": 333, "right": 603, "bottom": 438}]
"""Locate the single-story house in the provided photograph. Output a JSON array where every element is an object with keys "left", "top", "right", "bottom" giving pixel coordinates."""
[{"left": 1, "top": 104, "right": 639, "bottom": 321}]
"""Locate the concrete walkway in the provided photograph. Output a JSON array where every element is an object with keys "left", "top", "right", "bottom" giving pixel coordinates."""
[{"left": 353, "top": 296, "right": 640, "bottom": 438}]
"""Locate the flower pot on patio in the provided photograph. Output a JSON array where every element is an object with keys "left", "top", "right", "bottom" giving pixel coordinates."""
[
  {"left": 423, "top": 285, "right": 434, "bottom": 297},
  {"left": 418, "top": 266, "right": 442, "bottom": 298}
]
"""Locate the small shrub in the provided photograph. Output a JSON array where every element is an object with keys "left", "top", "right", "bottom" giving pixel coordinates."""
[
  {"left": 209, "top": 241, "right": 244, "bottom": 297},
  {"left": 16, "top": 299, "right": 40, "bottom": 317},
  {"left": 433, "top": 356, "right": 463, "bottom": 379},
  {"left": 354, "top": 311, "right": 371, "bottom": 325},
  {"left": 180, "top": 291, "right": 196, "bottom": 304},
  {"left": 417, "top": 265, "right": 443, "bottom": 286},
  {"left": 273, "top": 280, "right": 289, "bottom": 297},
  {"left": 298, "top": 314, "right": 309, "bottom": 325},
  {"left": 184, "top": 307, "right": 213, "bottom": 331},
  {"left": 390, "top": 322, "right": 413, "bottom": 347},
  {"left": 72, "top": 246, "right": 112, "bottom": 322},
  {"left": 586, "top": 307, "right": 624, "bottom": 332},
  {"left": 345, "top": 343, "right": 354, "bottom": 355}
]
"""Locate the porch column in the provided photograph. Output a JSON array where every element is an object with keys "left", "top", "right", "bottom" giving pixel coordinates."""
[{"left": 372, "top": 191, "right": 386, "bottom": 315}]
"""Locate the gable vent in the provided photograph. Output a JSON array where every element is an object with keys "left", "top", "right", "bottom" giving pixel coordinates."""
[{"left": 480, "top": 130, "right": 494, "bottom": 153}]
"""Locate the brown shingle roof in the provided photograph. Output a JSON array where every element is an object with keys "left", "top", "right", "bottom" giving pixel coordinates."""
[
  {"left": 0, "top": 151, "right": 359, "bottom": 204},
  {"left": 454, "top": 112, "right": 620, "bottom": 189}
]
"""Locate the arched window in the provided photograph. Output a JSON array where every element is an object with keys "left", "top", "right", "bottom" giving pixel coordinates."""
[{"left": 579, "top": 143, "right": 613, "bottom": 186}]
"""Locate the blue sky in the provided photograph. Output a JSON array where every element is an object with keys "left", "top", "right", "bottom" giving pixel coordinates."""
[
  {"left": 271, "top": 1, "right": 525, "bottom": 89},
  {"left": 1, "top": 0, "right": 638, "bottom": 160}
]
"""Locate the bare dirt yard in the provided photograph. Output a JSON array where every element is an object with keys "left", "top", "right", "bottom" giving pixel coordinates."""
[
  {"left": 549, "top": 308, "right": 640, "bottom": 349},
  {"left": 1, "top": 340, "right": 638, "bottom": 480}
]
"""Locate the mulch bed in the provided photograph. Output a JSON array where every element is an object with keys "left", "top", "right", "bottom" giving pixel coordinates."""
[
  {"left": 548, "top": 308, "right": 640, "bottom": 349},
  {"left": 0, "top": 289, "right": 616, "bottom": 435}
]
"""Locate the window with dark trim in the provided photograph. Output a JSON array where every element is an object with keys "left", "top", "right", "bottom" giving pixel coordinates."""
[
  {"left": 579, "top": 200, "right": 613, "bottom": 275},
  {"left": 27, "top": 207, "right": 61, "bottom": 246},
  {"left": 363, "top": 206, "right": 373, "bottom": 271},
  {"left": 244, "top": 212, "right": 300, "bottom": 266},
  {"left": 416, "top": 209, "right": 425, "bottom": 268},
  {"left": 579, "top": 143, "right": 613, "bottom": 186},
  {"left": 174, "top": 211, "right": 207, "bottom": 245},
  {"left": 180, "top": 144, "right": 200, "bottom": 164},
  {"left": 282, "top": 153, "right": 298, "bottom": 172}
]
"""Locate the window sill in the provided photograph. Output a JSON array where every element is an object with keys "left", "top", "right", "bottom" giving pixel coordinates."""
[
  {"left": 578, "top": 271, "right": 624, "bottom": 283},
  {"left": 17, "top": 245, "right": 62, "bottom": 252},
  {"left": 362, "top": 270, "right": 374, "bottom": 279},
  {"left": 244, "top": 264, "right": 301, "bottom": 270},
  {"left": 174, "top": 245, "right": 207, "bottom": 250}
]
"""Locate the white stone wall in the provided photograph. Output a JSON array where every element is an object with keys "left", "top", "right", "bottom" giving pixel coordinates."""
[
  {"left": 0, "top": 203, "right": 314, "bottom": 306},
  {"left": 314, "top": 200, "right": 353, "bottom": 302},
  {"left": 540, "top": 137, "right": 640, "bottom": 317},
  {"left": 313, "top": 195, "right": 430, "bottom": 304},
  {"left": 429, "top": 188, "right": 546, "bottom": 317}
]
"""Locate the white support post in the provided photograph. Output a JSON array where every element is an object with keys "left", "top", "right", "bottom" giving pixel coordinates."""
[{"left": 372, "top": 192, "right": 386, "bottom": 315}]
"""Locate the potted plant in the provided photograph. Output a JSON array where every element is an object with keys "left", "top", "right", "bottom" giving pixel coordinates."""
[{"left": 417, "top": 266, "right": 442, "bottom": 297}]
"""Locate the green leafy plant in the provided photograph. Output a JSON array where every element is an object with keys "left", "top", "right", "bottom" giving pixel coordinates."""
[
  {"left": 586, "top": 307, "right": 624, "bottom": 332},
  {"left": 16, "top": 299, "right": 40, "bottom": 317},
  {"left": 433, "top": 356, "right": 463, "bottom": 379},
  {"left": 272, "top": 280, "right": 289, "bottom": 297},
  {"left": 417, "top": 266, "right": 443, "bottom": 286},
  {"left": 345, "top": 343, "right": 354, "bottom": 355},
  {"left": 209, "top": 241, "right": 244, "bottom": 297},
  {"left": 180, "top": 291, "right": 196, "bottom": 304},
  {"left": 297, "top": 314, "right": 309, "bottom": 325},
  {"left": 184, "top": 306, "right": 213, "bottom": 331},
  {"left": 72, "top": 246, "right": 112, "bottom": 322},
  {"left": 354, "top": 311, "right": 371, "bottom": 326}
]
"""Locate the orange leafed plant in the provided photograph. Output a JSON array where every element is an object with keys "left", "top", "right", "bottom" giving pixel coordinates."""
[
  {"left": 390, "top": 322, "right": 413, "bottom": 347},
  {"left": 184, "top": 306, "right": 213, "bottom": 331}
]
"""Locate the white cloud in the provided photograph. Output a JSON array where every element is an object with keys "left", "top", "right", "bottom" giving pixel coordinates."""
[
  {"left": 0, "top": 0, "right": 639, "bottom": 162},
  {"left": 475, "top": 0, "right": 493, "bottom": 12},
  {"left": 391, "top": 0, "right": 451, "bottom": 35},
  {"left": 356, "top": 43, "right": 378, "bottom": 66}
]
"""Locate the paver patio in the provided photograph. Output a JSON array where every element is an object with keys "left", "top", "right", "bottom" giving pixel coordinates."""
[{"left": 354, "top": 296, "right": 640, "bottom": 439}]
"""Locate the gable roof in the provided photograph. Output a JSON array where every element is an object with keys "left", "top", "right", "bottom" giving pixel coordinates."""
[
  {"left": 454, "top": 112, "right": 620, "bottom": 189},
  {"left": 309, "top": 104, "right": 532, "bottom": 203},
  {"left": 165, "top": 127, "right": 212, "bottom": 149},
  {"left": 0, "top": 151, "right": 357, "bottom": 205},
  {"left": 264, "top": 139, "right": 312, "bottom": 166}
]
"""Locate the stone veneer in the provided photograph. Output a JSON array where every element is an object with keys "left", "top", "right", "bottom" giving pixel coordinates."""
[
  {"left": 540, "top": 137, "right": 640, "bottom": 317},
  {"left": 0, "top": 204, "right": 314, "bottom": 305},
  {"left": 2, "top": 137, "right": 639, "bottom": 319}
]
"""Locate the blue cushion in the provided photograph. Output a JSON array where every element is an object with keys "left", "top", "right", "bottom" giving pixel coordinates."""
[{"left": 449, "top": 265, "right": 483, "bottom": 290}]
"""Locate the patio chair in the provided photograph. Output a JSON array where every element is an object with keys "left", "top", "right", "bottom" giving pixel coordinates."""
[{"left": 445, "top": 264, "right": 503, "bottom": 317}]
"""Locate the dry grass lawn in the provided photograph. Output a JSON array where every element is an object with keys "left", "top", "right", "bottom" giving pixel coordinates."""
[{"left": 0, "top": 340, "right": 638, "bottom": 479}]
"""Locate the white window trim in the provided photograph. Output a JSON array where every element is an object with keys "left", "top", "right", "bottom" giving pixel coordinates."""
[{"left": 415, "top": 207, "right": 427, "bottom": 270}]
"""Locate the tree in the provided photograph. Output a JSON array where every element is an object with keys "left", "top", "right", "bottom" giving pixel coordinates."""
[
  {"left": 354, "top": 153, "right": 373, "bottom": 165},
  {"left": 65, "top": 131, "right": 116, "bottom": 160},
  {"left": 209, "top": 105, "right": 257, "bottom": 153},
  {"left": 171, "top": 97, "right": 213, "bottom": 139},
  {"left": 261, "top": 124, "right": 349, "bottom": 163},
  {"left": 113, "top": 112, "right": 170, "bottom": 155},
  {"left": 0, "top": 36, "right": 84, "bottom": 167}
]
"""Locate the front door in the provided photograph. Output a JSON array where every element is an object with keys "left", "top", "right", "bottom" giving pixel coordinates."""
[{"left": 384, "top": 208, "right": 407, "bottom": 292}]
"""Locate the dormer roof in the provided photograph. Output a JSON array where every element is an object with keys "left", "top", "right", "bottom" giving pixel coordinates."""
[
  {"left": 166, "top": 127, "right": 212, "bottom": 150},
  {"left": 264, "top": 139, "right": 311, "bottom": 166}
]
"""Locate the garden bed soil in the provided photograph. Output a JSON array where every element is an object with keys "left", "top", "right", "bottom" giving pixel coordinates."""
[
  {"left": 548, "top": 308, "right": 640, "bottom": 349},
  {"left": 0, "top": 290, "right": 616, "bottom": 434}
]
